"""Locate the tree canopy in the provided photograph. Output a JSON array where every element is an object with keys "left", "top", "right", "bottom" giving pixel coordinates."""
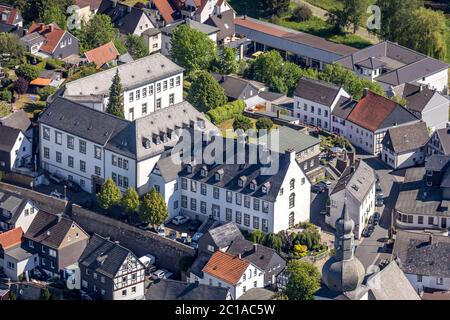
[
  {"left": 76, "top": 14, "right": 118, "bottom": 53},
  {"left": 328, "top": 0, "right": 367, "bottom": 33},
  {"left": 106, "top": 70, "right": 125, "bottom": 118},
  {"left": 233, "top": 115, "right": 253, "bottom": 131},
  {"left": 255, "top": 118, "right": 274, "bottom": 131},
  {"left": 170, "top": 24, "right": 218, "bottom": 75},
  {"left": 96, "top": 178, "right": 121, "bottom": 210},
  {"left": 139, "top": 187, "right": 168, "bottom": 227},
  {"left": 0, "top": 101, "right": 11, "bottom": 117},
  {"left": 285, "top": 260, "right": 321, "bottom": 300},
  {"left": 0, "top": 32, "right": 25, "bottom": 66},
  {"left": 187, "top": 70, "right": 228, "bottom": 112},
  {"left": 124, "top": 34, "right": 149, "bottom": 60},
  {"left": 121, "top": 188, "right": 140, "bottom": 217}
]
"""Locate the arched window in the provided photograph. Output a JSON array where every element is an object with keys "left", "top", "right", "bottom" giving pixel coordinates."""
[
  {"left": 289, "top": 193, "right": 295, "bottom": 209},
  {"left": 289, "top": 212, "right": 295, "bottom": 228},
  {"left": 290, "top": 179, "right": 295, "bottom": 190}
]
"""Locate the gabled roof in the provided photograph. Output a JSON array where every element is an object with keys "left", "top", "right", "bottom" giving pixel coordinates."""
[
  {"left": 161, "top": 18, "right": 219, "bottom": 36},
  {"left": 79, "top": 233, "right": 144, "bottom": 278},
  {"left": 347, "top": 91, "right": 418, "bottom": 132},
  {"left": 401, "top": 83, "right": 443, "bottom": 113},
  {"left": 204, "top": 10, "right": 235, "bottom": 41},
  {"left": 0, "top": 191, "right": 29, "bottom": 225},
  {"left": 206, "top": 222, "right": 244, "bottom": 249},
  {"left": 27, "top": 23, "right": 66, "bottom": 54},
  {"left": 0, "top": 22, "right": 24, "bottom": 36},
  {"left": 145, "top": 279, "right": 230, "bottom": 300},
  {"left": 0, "top": 125, "right": 21, "bottom": 152},
  {"left": 0, "top": 4, "right": 22, "bottom": 25},
  {"left": 393, "top": 230, "right": 450, "bottom": 278},
  {"left": 261, "top": 126, "right": 320, "bottom": 154},
  {"left": 331, "top": 96, "right": 357, "bottom": 119},
  {"left": 294, "top": 77, "right": 343, "bottom": 107},
  {"left": 152, "top": 0, "right": 175, "bottom": 23},
  {"left": 434, "top": 128, "right": 450, "bottom": 156},
  {"left": 203, "top": 251, "right": 250, "bottom": 285},
  {"left": 0, "top": 227, "right": 23, "bottom": 250},
  {"left": 381, "top": 122, "right": 429, "bottom": 154},
  {"left": 227, "top": 239, "right": 285, "bottom": 272},
  {"left": 425, "top": 154, "right": 450, "bottom": 172},
  {"left": 25, "top": 211, "right": 88, "bottom": 249},
  {"left": 84, "top": 41, "right": 119, "bottom": 69}
]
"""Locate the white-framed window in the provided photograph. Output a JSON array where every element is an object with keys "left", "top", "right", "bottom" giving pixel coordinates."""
[
  {"left": 94, "top": 146, "right": 102, "bottom": 160},
  {"left": 55, "top": 131, "right": 62, "bottom": 145},
  {"left": 129, "top": 92, "right": 134, "bottom": 102}
]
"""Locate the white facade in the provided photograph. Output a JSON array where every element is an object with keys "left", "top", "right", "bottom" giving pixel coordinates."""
[
  {"left": 381, "top": 147, "right": 424, "bottom": 170},
  {"left": 193, "top": 263, "right": 264, "bottom": 300},
  {"left": 406, "top": 273, "right": 450, "bottom": 293},
  {"left": 131, "top": 13, "right": 155, "bottom": 36},
  {"left": 143, "top": 32, "right": 162, "bottom": 54},
  {"left": 414, "top": 69, "right": 448, "bottom": 96},
  {"left": 396, "top": 213, "right": 449, "bottom": 230},
  {"left": 194, "top": 0, "right": 234, "bottom": 23},
  {"left": 327, "top": 187, "right": 376, "bottom": 239},
  {"left": 0, "top": 201, "right": 38, "bottom": 233},
  {"left": 111, "top": 254, "right": 145, "bottom": 300},
  {"left": 294, "top": 88, "right": 350, "bottom": 132},
  {"left": 3, "top": 252, "right": 38, "bottom": 281},
  {"left": 4, "top": 131, "right": 32, "bottom": 172},
  {"left": 150, "top": 152, "right": 311, "bottom": 234}
]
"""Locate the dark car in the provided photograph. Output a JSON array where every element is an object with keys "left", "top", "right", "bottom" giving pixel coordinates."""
[
  {"left": 362, "top": 227, "right": 373, "bottom": 237},
  {"left": 376, "top": 197, "right": 383, "bottom": 207},
  {"left": 188, "top": 220, "right": 202, "bottom": 232},
  {"left": 311, "top": 184, "right": 326, "bottom": 193},
  {"left": 373, "top": 212, "right": 381, "bottom": 225},
  {"left": 65, "top": 180, "right": 82, "bottom": 192}
]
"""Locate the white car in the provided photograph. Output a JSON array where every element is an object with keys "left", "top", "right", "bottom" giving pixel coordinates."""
[
  {"left": 152, "top": 269, "right": 173, "bottom": 280},
  {"left": 50, "top": 190, "right": 64, "bottom": 199},
  {"left": 172, "top": 215, "right": 189, "bottom": 226}
]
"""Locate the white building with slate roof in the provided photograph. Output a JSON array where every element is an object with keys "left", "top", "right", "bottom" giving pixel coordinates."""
[
  {"left": 61, "top": 53, "right": 184, "bottom": 121},
  {"left": 38, "top": 97, "right": 216, "bottom": 195}
]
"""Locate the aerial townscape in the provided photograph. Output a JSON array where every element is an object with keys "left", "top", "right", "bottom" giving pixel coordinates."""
[{"left": 0, "top": 0, "right": 449, "bottom": 304}]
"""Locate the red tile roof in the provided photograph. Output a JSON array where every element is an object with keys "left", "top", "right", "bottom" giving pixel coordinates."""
[
  {"left": 347, "top": 91, "right": 397, "bottom": 132},
  {"left": 30, "top": 78, "right": 52, "bottom": 86},
  {"left": 28, "top": 22, "right": 66, "bottom": 54},
  {"left": 85, "top": 41, "right": 119, "bottom": 69},
  {"left": 203, "top": 251, "right": 250, "bottom": 285},
  {"left": 152, "top": 0, "right": 175, "bottom": 23},
  {"left": 0, "top": 227, "right": 23, "bottom": 250},
  {"left": 0, "top": 4, "right": 19, "bottom": 25}
]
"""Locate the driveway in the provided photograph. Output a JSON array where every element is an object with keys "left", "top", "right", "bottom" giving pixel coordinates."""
[{"left": 354, "top": 157, "right": 402, "bottom": 269}]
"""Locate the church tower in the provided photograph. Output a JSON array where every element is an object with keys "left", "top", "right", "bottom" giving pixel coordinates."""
[{"left": 322, "top": 200, "right": 366, "bottom": 293}]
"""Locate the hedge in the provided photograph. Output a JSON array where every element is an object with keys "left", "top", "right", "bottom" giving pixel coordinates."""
[{"left": 206, "top": 99, "right": 246, "bottom": 124}]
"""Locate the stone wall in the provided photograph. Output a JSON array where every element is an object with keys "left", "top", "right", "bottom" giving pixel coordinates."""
[{"left": 70, "top": 205, "right": 196, "bottom": 275}]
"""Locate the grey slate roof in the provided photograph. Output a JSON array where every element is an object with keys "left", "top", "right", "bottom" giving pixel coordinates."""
[
  {"left": 212, "top": 73, "right": 263, "bottom": 100},
  {"left": 425, "top": 155, "right": 450, "bottom": 172},
  {"left": 260, "top": 126, "right": 319, "bottom": 154},
  {"left": 237, "top": 288, "right": 276, "bottom": 300},
  {"left": 435, "top": 128, "right": 450, "bottom": 155},
  {"left": 0, "top": 126, "right": 20, "bottom": 153},
  {"left": 381, "top": 122, "right": 429, "bottom": 154},
  {"left": 204, "top": 10, "right": 235, "bottom": 41},
  {"left": 79, "top": 233, "right": 143, "bottom": 278},
  {"left": 354, "top": 57, "right": 385, "bottom": 70},
  {"left": 331, "top": 96, "right": 357, "bottom": 119},
  {"left": 227, "top": 239, "right": 285, "bottom": 272},
  {"left": 5, "top": 246, "right": 32, "bottom": 261},
  {"left": 294, "top": 77, "right": 342, "bottom": 107},
  {"left": 393, "top": 230, "right": 450, "bottom": 278},
  {"left": 145, "top": 279, "right": 229, "bottom": 300},
  {"left": 0, "top": 110, "right": 31, "bottom": 133},
  {"left": 97, "top": 0, "right": 153, "bottom": 35},
  {"left": 25, "top": 211, "right": 84, "bottom": 249},
  {"left": 365, "top": 261, "right": 420, "bottom": 300},
  {"left": 395, "top": 167, "right": 447, "bottom": 216},
  {"left": 161, "top": 18, "right": 219, "bottom": 36},
  {"left": 189, "top": 252, "right": 212, "bottom": 278},
  {"left": 63, "top": 53, "right": 183, "bottom": 98},
  {"left": 402, "top": 83, "right": 440, "bottom": 113},
  {"left": 20, "top": 32, "right": 44, "bottom": 45},
  {"left": 337, "top": 41, "right": 449, "bottom": 87},
  {"left": 0, "top": 191, "right": 29, "bottom": 225},
  {"left": 331, "top": 160, "right": 376, "bottom": 203},
  {"left": 39, "top": 97, "right": 216, "bottom": 161},
  {"left": 207, "top": 222, "right": 244, "bottom": 249}
]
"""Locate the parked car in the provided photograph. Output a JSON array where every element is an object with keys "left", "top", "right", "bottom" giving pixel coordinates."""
[
  {"left": 320, "top": 180, "right": 332, "bottom": 189},
  {"left": 376, "top": 197, "right": 383, "bottom": 207},
  {"left": 152, "top": 269, "right": 173, "bottom": 280},
  {"left": 50, "top": 190, "right": 66, "bottom": 200},
  {"left": 368, "top": 215, "right": 375, "bottom": 225},
  {"left": 48, "top": 173, "right": 63, "bottom": 184},
  {"left": 311, "top": 184, "right": 326, "bottom": 193},
  {"left": 64, "top": 180, "right": 81, "bottom": 192},
  {"left": 157, "top": 225, "right": 165, "bottom": 237},
  {"left": 172, "top": 215, "right": 190, "bottom": 226},
  {"left": 373, "top": 212, "right": 381, "bottom": 225},
  {"left": 191, "top": 232, "right": 203, "bottom": 243},
  {"left": 146, "top": 265, "right": 157, "bottom": 276},
  {"left": 179, "top": 232, "right": 189, "bottom": 244},
  {"left": 168, "top": 230, "right": 177, "bottom": 240},
  {"left": 376, "top": 182, "right": 383, "bottom": 196},
  {"left": 362, "top": 227, "right": 373, "bottom": 237}
]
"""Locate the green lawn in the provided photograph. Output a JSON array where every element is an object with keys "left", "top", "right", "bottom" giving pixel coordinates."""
[
  {"left": 303, "top": 0, "right": 343, "bottom": 11},
  {"left": 446, "top": 17, "right": 450, "bottom": 64}
]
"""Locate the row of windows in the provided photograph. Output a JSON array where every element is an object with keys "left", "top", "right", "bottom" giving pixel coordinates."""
[
  {"left": 299, "top": 115, "right": 329, "bottom": 129},
  {"left": 44, "top": 148, "right": 94, "bottom": 173},
  {"left": 43, "top": 127, "right": 102, "bottom": 158},
  {"left": 128, "top": 76, "right": 181, "bottom": 102},
  {"left": 297, "top": 102, "right": 329, "bottom": 117},
  {"left": 112, "top": 155, "right": 129, "bottom": 170},
  {"left": 179, "top": 196, "right": 270, "bottom": 231},
  {"left": 112, "top": 173, "right": 129, "bottom": 188}
]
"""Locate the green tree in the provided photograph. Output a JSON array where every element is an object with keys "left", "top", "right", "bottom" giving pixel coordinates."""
[
  {"left": 291, "top": 4, "right": 312, "bottom": 22},
  {"left": 285, "top": 260, "right": 321, "bottom": 300},
  {"left": 376, "top": 0, "right": 422, "bottom": 44},
  {"left": 124, "top": 34, "right": 149, "bottom": 59},
  {"left": 139, "top": 187, "right": 168, "bottom": 228},
  {"left": 0, "top": 101, "right": 11, "bottom": 117},
  {"left": 13, "top": 77, "right": 28, "bottom": 94},
  {"left": 42, "top": 287, "right": 52, "bottom": 300},
  {"left": 255, "top": 118, "right": 273, "bottom": 131},
  {"left": 263, "top": 233, "right": 282, "bottom": 252},
  {"left": 187, "top": 70, "right": 227, "bottom": 112},
  {"left": 106, "top": 70, "right": 124, "bottom": 118},
  {"left": 402, "top": 7, "right": 447, "bottom": 60},
  {"left": 328, "top": 0, "right": 367, "bottom": 33},
  {"left": 37, "top": 86, "right": 57, "bottom": 101},
  {"left": 120, "top": 188, "right": 140, "bottom": 217},
  {"left": 0, "top": 32, "right": 24, "bottom": 66},
  {"left": 265, "top": 0, "right": 290, "bottom": 16},
  {"left": 0, "top": 90, "right": 12, "bottom": 103},
  {"left": 76, "top": 14, "right": 118, "bottom": 52},
  {"left": 66, "top": 63, "right": 97, "bottom": 82},
  {"left": 15, "top": 64, "right": 39, "bottom": 81},
  {"left": 233, "top": 115, "right": 253, "bottom": 131},
  {"left": 96, "top": 178, "right": 121, "bottom": 210},
  {"left": 250, "top": 229, "right": 264, "bottom": 244},
  {"left": 171, "top": 24, "right": 218, "bottom": 75},
  {"left": 40, "top": 0, "right": 67, "bottom": 30},
  {"left": 217, "top": 47, "right": 238, "bottom": 75}
]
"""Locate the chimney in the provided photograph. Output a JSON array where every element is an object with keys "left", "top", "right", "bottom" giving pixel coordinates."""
[
  {"left": 277, "top": 110, "right": 281, "bottom": 118},
  {"left": 253, "top": 243, "right": 257, "bottom": 253},
  {"left": 238, "top": 253, "right": 242, "bottom": 259},
  {"left": 285, "top": 148, "right": 296, "bottom": 163},
  {"left": 362, "top": 88, "right": 369, "bottom": 98},
  {"left": 127, "top": 5, "right": 132, "bottom": 13}
]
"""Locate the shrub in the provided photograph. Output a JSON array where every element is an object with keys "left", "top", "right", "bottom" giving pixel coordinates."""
[
  {"left": 33, "top": 109, "right": 43, "bottom": 120},
  {"left": 206, "top": 100, "right": 246, "bottom": 124},
  {"left": 15, "top": 64, "right": 40, "bottom": 81},
  {"left": 292, "top": 4, "right": 313, "bottom": 22},
  {"left": 13, "top": 77, "right": 29, "bottom": 94},
  {"left": 233, "top": 115, "right": 253, "bottom": 131},
  {"left": 255, "top": 117, "right": 274, "bottom": 131},
  {"left": 294, "top": 244, "right": 307, "bottom": 257},
  {"left": 38, "top": 86, "right": 57, "bottom": 101},
  {"left": 0, "top": 90, "right": 12, "bottom": 102},
  {"left": 45, "top": 59, "right": 63, "bottom": 70}
]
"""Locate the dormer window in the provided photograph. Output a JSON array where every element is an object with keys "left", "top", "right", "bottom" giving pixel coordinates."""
[
  {"left": 200, "top": 166, "right": 207, "bottom": 177},
  {"left": 186, "top": 164, "right": 193, "bottom": 174},
  {"left": 250, "top": 179, "right": 257, "bottom": 191},
  {"left": 262, "top": 182, "right": 271, "bottom": 194},
  {"left": 215, "top": 169, "right": 224, "bottom": 182},
  {"left": 238, "top": 176, "right": 247, "bottom": 188},
  {"left": 198, "top": 119, "right": 206, "bottom": 129}
]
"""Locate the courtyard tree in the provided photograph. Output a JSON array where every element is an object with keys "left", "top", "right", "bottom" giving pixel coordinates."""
[
  {"left": 285, "top": 260, "right": 321, "bottom": 300},
  {"left": 106, "top": 70, "right": 124, "bottom": 118},
  {"left": 139, "top": 187, "right": 168, "bottom": 228},
  {"left": 96, "top": 178, "right": 121, "bottom": 210},
  {"left": 187, "top": 70, "right": 227, "bottom": 112},
  {"left": 120, "top": 188, "right": 140, "bottom": 217}
]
